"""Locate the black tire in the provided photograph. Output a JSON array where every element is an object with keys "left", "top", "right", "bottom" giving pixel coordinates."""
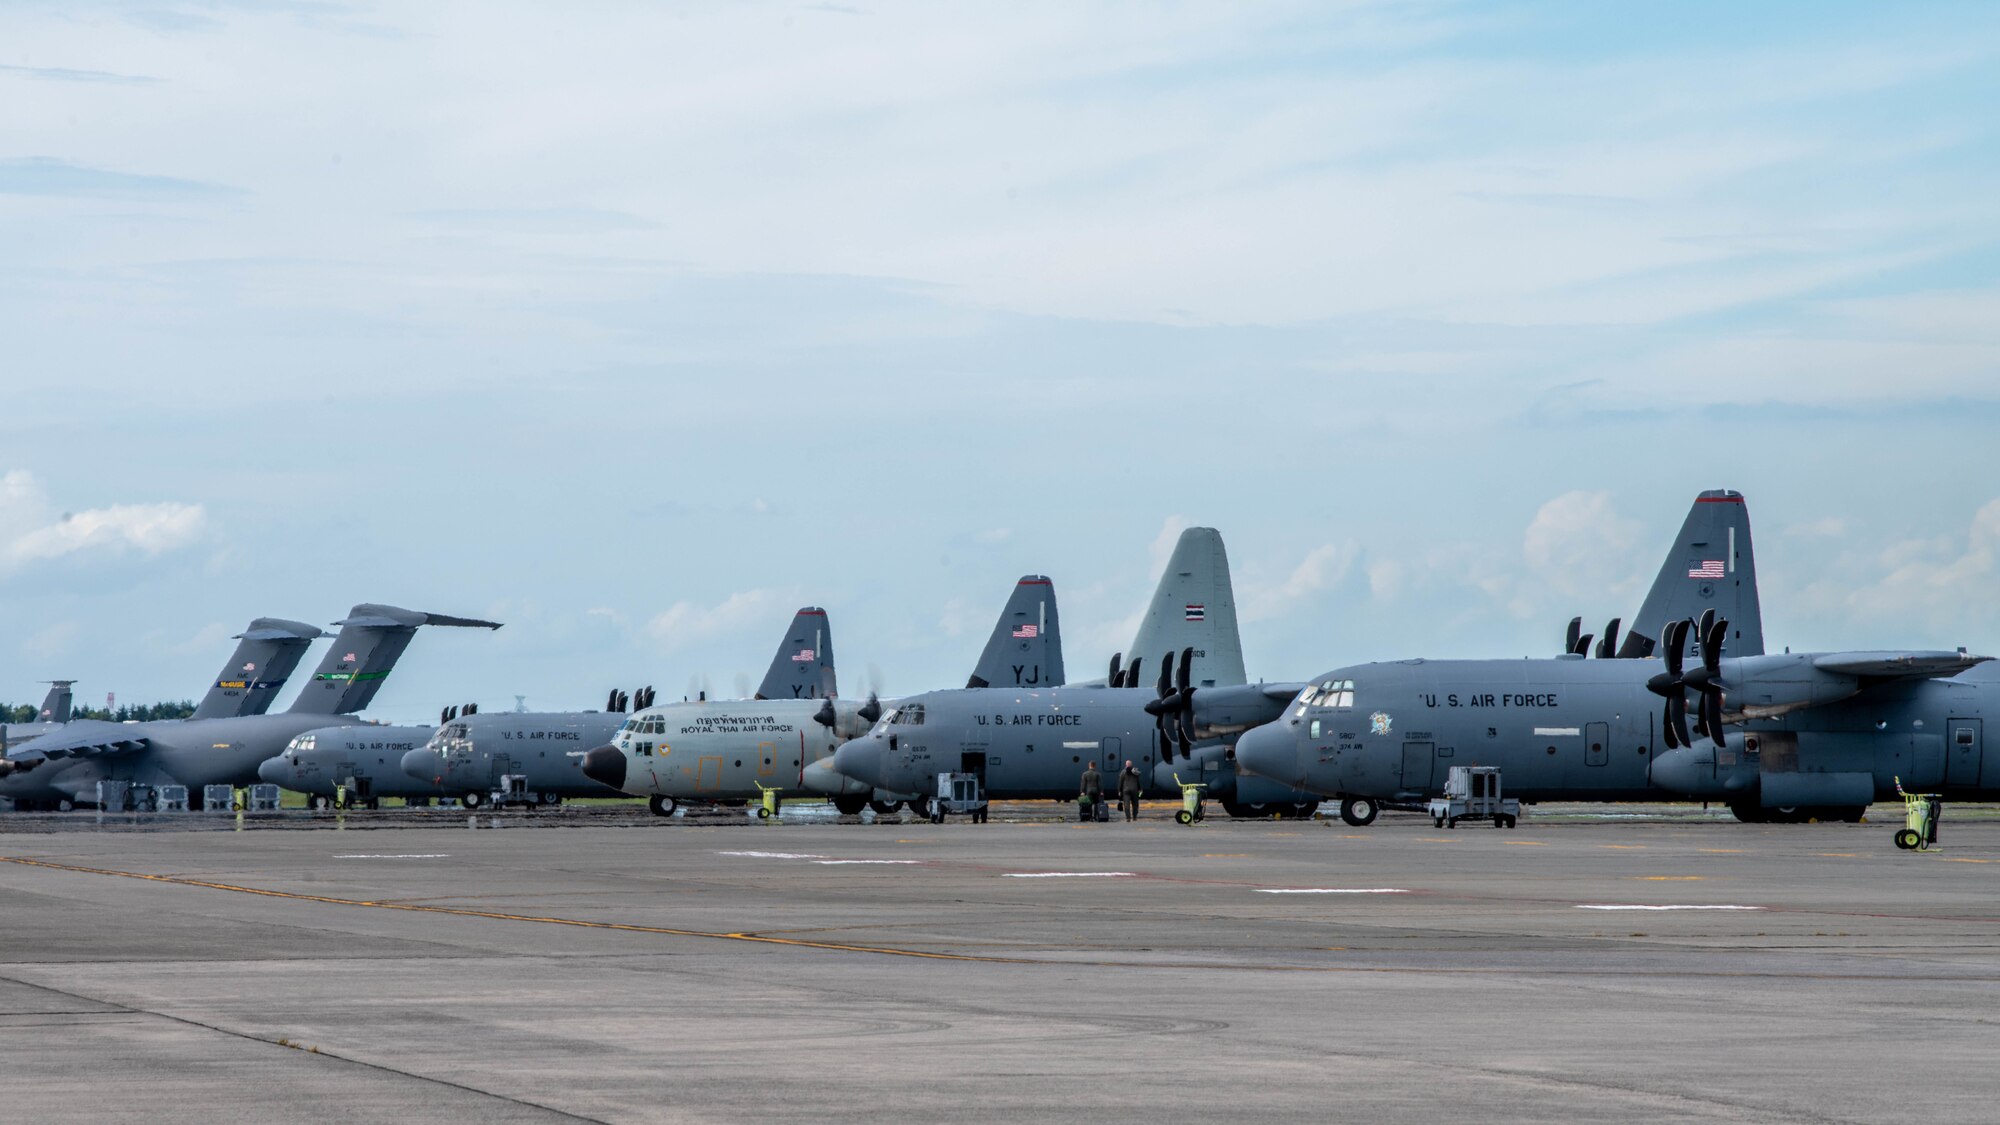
[
  {"left": 1176, "top": 810, "right": 1193, "bottom": 825},
  {"left": 538, "top": 793, "right": 562, "bottom": 807},
  {"left": 462, "top": 791, "right": 484, "bottom": 809},
  {"left": 1729, "top": 802, "right": 1766, "bottom": 824},
  {"left": 1340, "top": 797, "right": 1380, "bottom": 827},
  {"left": 1219, "top": 798, "right": 1248, "bottom": 819},
  {"left": 1894, "top": 829, "right": 1919, "bottom": 850},
  {"left": 1493, "top": 816, "right": 1504, "bottom": 829},
  {"left": 648, "top": 795, "right": 677, "bottom": 817},
  {"left": 756, "top": 807, "right": 771, "bottom": 819},
  {"left": 832, "top": 794, "right": 868, "bottom": 815},
  {"left": 1447, "top": 817, "right": 1457, "bottom": 830},
  {"left": 1289, "top": 801, "right": 1320, "bottom": 819},
  {"left": 1433, "top": 815, "right": 1444, "bottom": 828},
  {"left": 869, "top": 799, "right": 903, "bottom": 815}
]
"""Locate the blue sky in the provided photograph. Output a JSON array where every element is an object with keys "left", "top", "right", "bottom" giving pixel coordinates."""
[{"left": 2, "top": 1, "right": 1998, "bottom": 721}]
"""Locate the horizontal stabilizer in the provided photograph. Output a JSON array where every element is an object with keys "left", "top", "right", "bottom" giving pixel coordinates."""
[
  {"left": 192, "top": 616, "right": 327, "bottom": 720},
  {"left": 288, "top": 603, "right": 503, "bottom": 716},
  {"left": 1813, "top": 651, "right": 1991, "bottom": 680}
]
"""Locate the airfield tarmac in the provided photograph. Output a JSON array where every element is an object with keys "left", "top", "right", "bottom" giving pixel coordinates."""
[{"left": 3, "top": 803, "right": 1997, "bottom": 1123}]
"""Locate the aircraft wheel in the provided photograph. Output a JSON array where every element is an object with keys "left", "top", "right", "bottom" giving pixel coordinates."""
[
  {"left": 1505, "top": 815, "right": 1518, "bottom": 829},
  {"left": 1290, "top": 801, "right": 1320, "bottom": 819},
  {"left": 1176, "top": 810, "right": 1192, "bottom": 825},
  {"left": 1432, "top": 815, "right": 1444, "bottom": 828},
  {"left": 756, "top": 807, "right": 771, "bottom": 819},
  {"left": 869, "top": 799, "right": 903, "bottom": 815},
  {"left": 1894, "top": 829, "right": 1920, "bottom": 850},
  {"left": 57, "top": 799, "right": 74, "bottom": 812},
  {"left": 1729, "top": 802, "right": 1766, "bottom": 824},
  {"left": 461, "top": 791, "right": 484, "bottom": 809},
  {"left": 648, "top": 795, "right": 677, "bottom": 817},
  {"left": 1836, "top": 806, "right": 1866, "bottom": 823},
  {"left": 832, "top": 794, "right": 868, "bottom": 815},
  {"left": 1447, "top": 817, "right": 1457, "bottom": 830},
  {"left": 1219, "top": 798, "right": 1248, "bottom": 819},
  {"left": 1340, "top": 797, "right": 1379, "bottom": 827},
  {"left": 1493, "top": 816, "right": 1505, "bottom": 829}
]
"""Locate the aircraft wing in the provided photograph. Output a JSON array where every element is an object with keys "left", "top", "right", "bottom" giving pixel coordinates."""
[
  {"left": 1812, "top": 651, "right": 1991, "bottom": 681},
  {"left": 4, "top": 720, "right": 151, "bottom": 763}
]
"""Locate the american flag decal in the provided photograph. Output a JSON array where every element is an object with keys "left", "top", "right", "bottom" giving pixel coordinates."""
[
  {"left": 1687, "top": 560, "right": 1724, "bottom": 579},
  {"left": 1185, "top": 604, "right": 1206, "bottom": 621},
  {"left": 790, "top": 648, "right": 816, "bottom": 662},
  {"left": 343, "top": 652, "right": 357, "bottom": 663},
  {"left": 242, "top": 662, "right": 256, "bottom": 672},
  {"left": 1012, "top": 624, "right": 1039, "bottom": 638}
]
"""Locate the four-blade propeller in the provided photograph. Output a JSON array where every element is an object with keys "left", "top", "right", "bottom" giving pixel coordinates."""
[
  {"left": 1646, "top": 609, "right": 1729, "bottom": 749},
  {"left": 1142, "top": 647, "right": 1197, "bottom": 760}
]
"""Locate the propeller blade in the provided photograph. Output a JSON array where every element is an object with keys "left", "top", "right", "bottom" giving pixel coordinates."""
[
  {"left": 1125, "top": 657, "right": 1141, "bottom": 692},
  {"left": 1155, "top": 652, "right": 1174, "bottom": 699},
  {"left": 606, "top": 688, "right": 618, "bottom": 712},
  {"left": 1596, "top": 618, "right": 1621, "bottom": 660},
  {"left": 439, "top": 706, "right": 449, "bottom": 725},
  {"left": 1703, "top": 616, "right": 1728, "bottom": 672},
  {"left": 1662, "top": 703, "right": 1681, "bottom": 750},
  {"left": 1668, "top": 695, "right": 1691, "bottom": 748},
  {"left": 1566, "top": 616, "right": 1582, "bottom": 654},
  {"left": 1107, "top": 653, "right": 1123, "bottom": 689},
  {"left": 1177, "top": 647, "right": 1193, "bottom": 694},
  {"left": 1574, "top": 634, "right": 1593, "bottom": 658},
  {"left": 1177, "top": 704, "right": 1196, "bottom": 749},
  {"left": 1662, "top": 618, "right": 1690, "bottom": 677},
  {"left": 812, "top": 699, "right": 836, "bottom": 729},
  {"left": 858, "top": 693, "right": 881, "bottom": 725},
  {"left": 1702, "top": 691, "right": 1724, "bottom": 745},
  {"left": 1158, "top": 710, "right": 1174, "bottom": 761}
]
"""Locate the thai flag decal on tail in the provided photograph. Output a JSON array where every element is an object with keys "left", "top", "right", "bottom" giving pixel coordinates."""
[
  {"left": 1687, "top": 560, "right": 1725, "bottom": 579},
  {"left": 1012, "top": 624, "right": 1039, "bottom": 638},
  {"left": 1185, "top": 604, "right": 1206, "bottom": 621}
]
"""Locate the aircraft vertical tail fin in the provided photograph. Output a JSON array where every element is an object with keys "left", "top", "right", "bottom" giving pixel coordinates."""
[
  {"left": 190, "top": 618, "right": 326, "bottom": 719},
  {"left": 1618, "top": 490, "right": 1764, "bottom": 660},
  {"left": 35, "top": 680, "right": 74, "bottom": 724},
  {"left": 755, "top": 608, "right": 837, "bottom": 700},
  {"left": 966, "top": 576, "right": 1064, "bottom": 689},
  {"left": 1127, "top": 527, "right": 1248, "bottom": 688},
  {"left": 286, "top": 604, "right": 502, "bottom": 715}
]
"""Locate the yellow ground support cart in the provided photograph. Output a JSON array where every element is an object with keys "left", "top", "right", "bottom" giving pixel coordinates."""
[{"left": 1893, "top": 777, "right": 1940, "bottom": 851}]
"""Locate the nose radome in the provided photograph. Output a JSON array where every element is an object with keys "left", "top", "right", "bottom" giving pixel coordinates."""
[
  {"left": 831, "top": 739, "right": 883, "bottom": 788},
  {"left": 580, "top": 744, "right": 627, "bottom": 791},
  {"left": 800, "top": 758, "right": 866, "bottom": 796},
  {"left": 255, "top": 756, "right": 285, "bottom": 785},
  {"left": 1233, "top": 723, "right": 1297, "bottom": 785},
  {"left": 400, "top": 748, "right": 439, "bottom": 782}
]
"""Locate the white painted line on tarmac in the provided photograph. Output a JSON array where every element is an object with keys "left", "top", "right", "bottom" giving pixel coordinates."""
[
  {"left": 333, "top": 854, "right": 451, "bottom": 859},
  {"left": 717, "top": 851, "right": 828, "bottom": 860},
  {"left": 1258, "top": 888, "right": 1410, "bottom": 895},
  {"left": 814, "top": 860, "right": 920, "bottom": 865},
  {"left": 1004, "top": 872, "right": 1135, "bottom": 878},
  {"left": 1576, "top": 896, "right": 1768, "bottom": 904}
]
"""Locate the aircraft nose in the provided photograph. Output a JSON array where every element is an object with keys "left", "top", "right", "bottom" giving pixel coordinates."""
[
  {"left": 832, "top": 738, "right": 883, "bottom": 788},
  {"left": 800, "top": 757, "right": 864, "bottom": 796},
  {"left": 255, "top": 756, "right": 286, "bottom": 785},
  {"left": 580, "top": 744, "right": 627, "bottom": 791},
  {"left": 400, "top": 747, "right": 440, "bottom": 783},
  {"left": 1233, "top": 723, "right": 1300, "bottom": 786}
]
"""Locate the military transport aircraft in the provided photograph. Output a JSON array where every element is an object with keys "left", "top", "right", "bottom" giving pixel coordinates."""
[
  {"left": 259, "top": 720, "right": 451, "bottom": 808},
  {"left": 582, "top": 583, "right": 1060, "bottom": 815},
  {"left": 436, "top": 605, "right": 847, "bottom": 810},
  {"left": 828, "top": 527, "right": 1324, "bottom": 818},
  {"left": 0, "top": 604, "right": 499, "bottom": 809},
  {"left": 1230, "top": 491, "right": 1998, "bottom": 825},
  {"left": 3, "top": 681, "right": 75, "bottom": 749}
]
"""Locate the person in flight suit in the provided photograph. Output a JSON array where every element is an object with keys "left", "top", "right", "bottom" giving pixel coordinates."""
[
  {"left": 1079, "top": 761, "right": 1103, "bottom": 821},
  {"left": 1117, "top": 760, "right": 1143, "bottom": 821}
]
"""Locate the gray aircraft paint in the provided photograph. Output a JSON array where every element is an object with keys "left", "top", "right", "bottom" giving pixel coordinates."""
[
  {"left": 588, "top": 581, "right": 1057, "bottom": 806},
  {"left": 1126, "top": 528, "right": 1245, "bottom": 689},
  {"left": 259, "top": 723, "right": 447, "bottom": 802},
  {"left": 1616, "top": 490, "right": 1764, "bottom": 659},
  {"left": 757, "top": 608, "right": 837, "bottom": 700},
  {"left": 829, "top": 528, "right": 1319, "bottom": 812},
  {"left": 966, "top": 577, "right": 1064, "bottom": 689},
  {"left": 1236, "top": 649, "right": 1996, "bottom": 815},
  {"left": 0, "top": 604, "right": 499, "bottom": 808},
  {"left": 287, "top": 605, "right": 500, "bottom": 716},
  {"left": 401, "top": 710, "right": 627, "bottom": 802},
  {"left": 191, "top": 618, "right": 326, "bottom": 719},
  {"left": 2, "top": 680, "right": 74, "bottom": 749}
]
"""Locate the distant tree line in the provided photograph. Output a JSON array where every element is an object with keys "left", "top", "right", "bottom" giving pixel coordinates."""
[{"left": 2, "top": 700, "right": 197, "bottom": 724}]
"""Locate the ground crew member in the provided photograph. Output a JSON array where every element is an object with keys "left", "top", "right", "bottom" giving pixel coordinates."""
[
  {"left": 1118, "top": 760, "right": 1143, "bottom": 821},
  {"left": 1079, "top": 761, "right": 1103, "bottom": 821}
]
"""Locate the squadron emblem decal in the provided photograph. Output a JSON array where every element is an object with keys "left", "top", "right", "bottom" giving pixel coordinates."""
[{"left": 1369, "top": 711, "right": 1392, "bottom": 736}]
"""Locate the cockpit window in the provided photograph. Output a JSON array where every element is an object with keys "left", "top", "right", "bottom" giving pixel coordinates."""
[
  {"left": 893, "top": 703, "right": 925, "bottom": 726},
  {"left": 1303, "top": 680, "right": 1356, "bottom": 709}
]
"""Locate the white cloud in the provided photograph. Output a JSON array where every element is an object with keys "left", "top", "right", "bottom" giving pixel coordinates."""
[
  {"left": 645, "top": 588, "right": 798, "bottom": 650},
  {"left": 1519, "top": 491, "right": 1646, "bottom": 609},
  {"left": 0, "top": 469, "right": 208, "bottom": 570},
  {"left": 1799, "top": 500, "right": 2000, "bottom": 642}
]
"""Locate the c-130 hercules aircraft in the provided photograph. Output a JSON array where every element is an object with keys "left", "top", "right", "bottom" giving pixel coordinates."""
[{"left": 1236, "top": 491, "right": 1998, "bottom": 825}]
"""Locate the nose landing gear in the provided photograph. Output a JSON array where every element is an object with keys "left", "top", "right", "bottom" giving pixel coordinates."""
[{"left": 1339, "top": 796, "right": 1379, "bottom": 827}]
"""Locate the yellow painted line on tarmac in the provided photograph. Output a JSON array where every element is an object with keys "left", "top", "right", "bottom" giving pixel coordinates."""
[
  {"left": 1944, "top": 857, "right": 1993, "bottom": 864},
  {"left": 1417, "top": 837, "right": 1462, "bottom": 843}
]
